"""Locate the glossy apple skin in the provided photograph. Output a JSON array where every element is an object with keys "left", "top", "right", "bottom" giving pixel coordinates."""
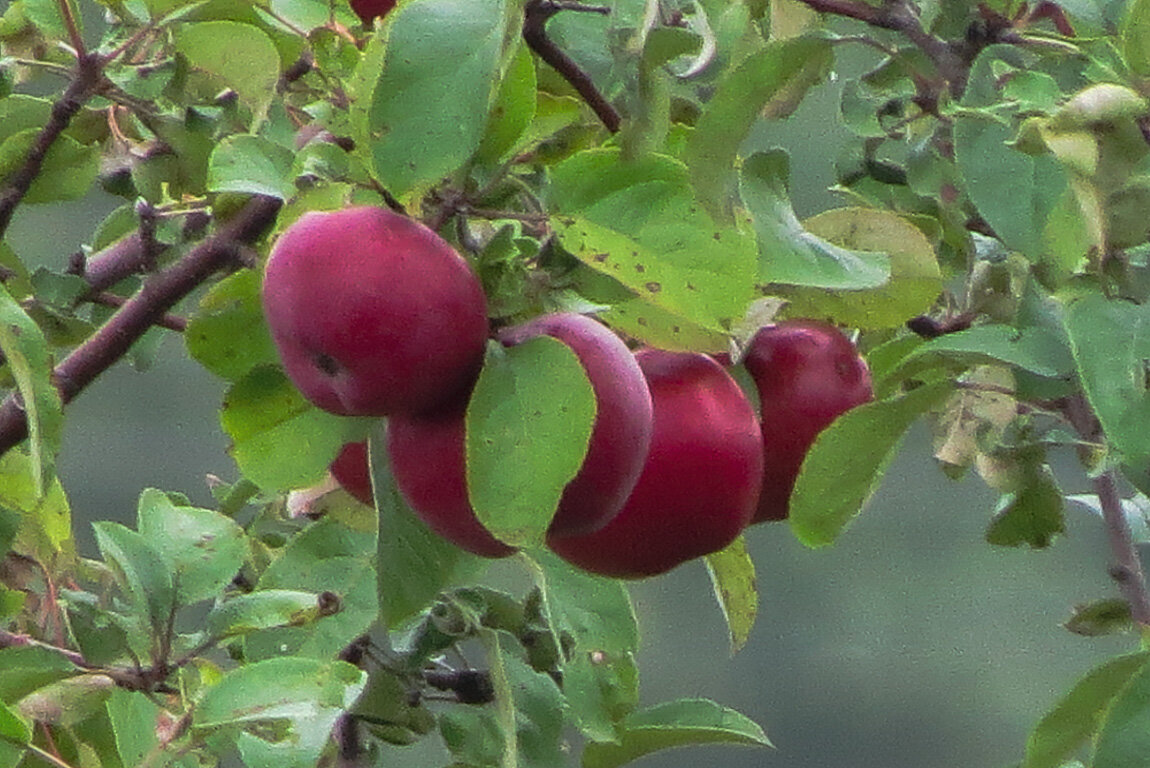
[
  {"left": 741, "top": 320, "right": 873, "bottom": 523},
  {"left": 262, "top": 207, "right": 489, "bottom": 418},
  {"left": 547, "top": 350, "right": 763, "bottom": 579},
  {"left": 350, "top": 0, "right": 397, "bottom": 23},
  {"left": 387, "top": 408, "right": 517, "bottom": 559},
  {"left": 329, "top": 442, "right": 373, "bottom": 506},
  {"left": 498, "top": 313, "right": 653, "bottom": 537}
]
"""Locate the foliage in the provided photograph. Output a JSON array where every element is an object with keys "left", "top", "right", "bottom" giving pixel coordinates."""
[{"left": 1, "top": 0, "right": 1150, "bottom": 766}]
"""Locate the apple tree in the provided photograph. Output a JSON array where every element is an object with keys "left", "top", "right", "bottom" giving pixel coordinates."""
[{"left": 1, "top": 0, "right": 1149, "bottom": 766}]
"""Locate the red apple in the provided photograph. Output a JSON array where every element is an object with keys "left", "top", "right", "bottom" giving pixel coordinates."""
[
  {"left": 547, "top": 350, "right": 763, "bottom": 579},
  {"left": 350, "top": 0, "right": 397, "bottom": 24},
  {"left": 329, "top": 442, "right": 372, "bottom": 506},
  {"left": 741, "top": 320, "right": 873, "bottom": 523},
  {"left": 386, "top": 407, "right": 517, "bottom": 559},
  {"left": 262, "top": 206, "right": 488, "bottom": 418},
  {"left": 497, "top": 313, "right": 653, "bottom": 537}
]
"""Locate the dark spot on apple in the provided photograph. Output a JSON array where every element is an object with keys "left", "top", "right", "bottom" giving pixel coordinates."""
[
  {"left": 314, "top": 353, "right": 341, "bottom": 376},
  {"left": 593, "top": 252, "right": 608, "bottom": 262},
  {"left": 635, "top": 264, "right": 645, "bottom": 273},
  {"left": 645, "top": 281, "right": 661, "bottom": 293}
]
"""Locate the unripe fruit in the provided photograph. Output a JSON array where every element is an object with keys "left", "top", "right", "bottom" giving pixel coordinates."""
[
  {"left": 497, "top": 313, "right": 653, "bottom": 537},
  {"left": 548, "top": 350, "right": 763, "bottom": 579},
  {"left": 741, "top": 320, "right": 873, "bottom": 523},
  {"left": 378, "top": 313, "right": 655, "bottom": 556},
  {"left": 262, "top": 207, "right": 489, "bottom": 418},
  {"left": 350, "top": 0, "right": 397, "bottom": 24}
]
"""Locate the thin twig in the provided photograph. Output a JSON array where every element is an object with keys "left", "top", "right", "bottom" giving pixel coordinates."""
[
  {"left": 0, "top": 53, "right": 106, "bottom": 242},
  {"left": 523, "top": 0, "right": 620, "bottom": 133},
  {"left": 0, "top": 195, "right": 282, "bottom": 456}
]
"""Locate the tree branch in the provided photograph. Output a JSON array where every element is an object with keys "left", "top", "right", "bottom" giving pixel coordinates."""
[
  {"left": 0, "top": 196, "right": 283, "bottom": 457},
  {"left": 523, "top": 0, "right": 620, "bottom": 133},
  {"left": 1064, "top": 394, "right": 1150, "bottom": 629},
  {"left": 0, "top": 53, "right": 105, "bottom": 242}
]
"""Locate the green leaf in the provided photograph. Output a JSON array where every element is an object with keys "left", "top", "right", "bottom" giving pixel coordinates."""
[
  {"left": 476, "top": 41, "right": 536, "bottom": 165},
  {"left": 185, "top": 269, "right": 279, "bottom": 381},
  {"left": 0, "top": 646, "right": 78, "bottom": 703},
  {"left": 0, "top": 449, "right": 72, "bottom": 562},
  {"left": 528, "top": 552, "right": 639, "bottom": 743},
  {"left": 1063, "top": 598, "right": 1133, "bottom": 637},
  {"left": 207, "top": 134, "right": 296, "bottom": 199},
  {"left": 466, "top": 338, "right": 596, "bottom": 548},
  {"left": 192, "top": 657, "right": 365, "bottom": 768},
  {"left": 891, "top": 324, "right": 1075, "bottom": 382},
  {"left": 1123, "top": 0, "right": 1150, "bottom": 78},
  {"left": 0, "top": 699, "right": 29, "bottom": 768},
  {"left": 172, "top": 21, "right": 280, "bottom": 124},
  {"left": 685, "top": 36, "right": 832, "bottom": 221},
  {"left": 15, "top": 674, "right": 114, "bottom": 727},
  {"left": 480, "top": 630, "right": 566, "bottom": 768},
  {"left": 954, "top": 110, "right": 1067, "bottom": 258},
  {"left": 208, "top": 590, "right": 331, "bottom": 638},
  {"left": 22, "top": 0, "right": 81, "bottom": 40},
  {"left": 704, "top": 536, "right": 758, "bottom": 654},
  {"left": 136, "top": 488, "right": 246, "bottom": 605},
  {"left": 739, "top": 151, "right": 890, "bottom": 290},
  {"left": 1064, "top": 295, "right": 1150, "bottom": 490},
  {"left": 581, "top": 698, "right": 771, "bottom": 768},
  {"left": 358, "top": 0, "right": 517, "bottom": 198},
  {"left": 779, "top": 207, "right": 942, "bottom": 329},
  {"left": 91, "top": 521, "right": 175, "bottom": 633},
  {"left": 985, "top": 463, "right": 1065, "bottom": 548},
  {"left": 0, "top": 283, "right": 62, "bottom": 497},
  {"left": 1092, "top": 653, "right": 1150, "bottom": 767},
  {"left": 105, "top": 689, "right": 162, "bottom": 768},
  {"left": 220, "top": 366, "right": 370, "bottom": 492},
  {"left": 551, "top": 149, "right": 757, "bottom": 338},
  {"left": 790, "top": 381, "right": 954, "bottom": 547},
  {"left": 244, "top": 510, "right": 378, "bottom": 661},
  {"left": 371, "top": 431, "right": 485, "bottom": 629},
  {"left": 1023, "top": 651, "right": 1150, "bottom": 768}
]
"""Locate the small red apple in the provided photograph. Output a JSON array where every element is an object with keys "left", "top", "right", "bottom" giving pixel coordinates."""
[
  {"left": 741, "top": 320, "right": 873, "bottom": 523},
  {"left": 497, "top": 313, "right": 653, "bottom": 537},
  {"left": 386, "top": 407, "right": 517, "bottom": 558},
  {"left": 547, "top": 349, "right": 763, "bottom": 579},
  {"left": 350, "top": 0, "right": 397, "bottom": 24},
  {"left": 329, "top": 441, "right": 372, "bottom": 506},
  {"left": 262, "top": 206, "right": 488, "bottom": 418}
]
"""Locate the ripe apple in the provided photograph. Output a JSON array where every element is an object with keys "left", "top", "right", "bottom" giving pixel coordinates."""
[
  {"left": 497, "top": 313, "right": 653, "bottom": 537},
  {"left": 741, "top": 320, "right": 873, "bottom": 523},
  {"left": 387, "top": 407, "right": 517, "bottom": 559},
  {"left": 377, "top": 313, "right": 654, "bottom": 556},
  {"left": 329, "top": 441, "right": 373, "bottom": 506},
  {"left": 262, "top": 206, "right": 489, "bottom": 418},
  {"left": 350, "top": 0, "right": 397, "bottom": 24},
  {"left": 547, "top": 350, "right": 763, "bottom": 579}
]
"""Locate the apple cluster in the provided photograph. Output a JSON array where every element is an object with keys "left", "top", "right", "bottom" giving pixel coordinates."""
[{"left": 262, "top": 207, "right": 872, "bottom": 579}]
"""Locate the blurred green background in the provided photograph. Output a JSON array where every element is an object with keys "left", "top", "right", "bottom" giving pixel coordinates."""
[{"left": 4, "top": 7, "right": 1136, "bottom": 765}]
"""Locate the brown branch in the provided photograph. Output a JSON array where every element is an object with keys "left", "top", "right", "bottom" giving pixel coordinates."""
[
  {"left": 0, "top": 195, "right": 282, "bottom": 456},
  {"left": 0, "top": 53, "right": 105, "bottom": 242},
  {"left": 523, "top": 0, "right": 620, "bottom": 133},
  {"left": 795, "top": 0, "right": 969, "bottom": 96},
  {"left": 1064, "top": 394, "right": 1150, "bottom": 629}
]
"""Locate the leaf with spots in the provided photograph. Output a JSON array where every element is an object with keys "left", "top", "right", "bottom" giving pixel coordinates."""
[{"left": 551, "top": 150, "right": 756, "bottom": 341}]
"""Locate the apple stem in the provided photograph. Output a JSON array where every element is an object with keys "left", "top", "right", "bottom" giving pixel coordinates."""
[{"left": 523, "top": 0, "right": 621, "bottom": 133}]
